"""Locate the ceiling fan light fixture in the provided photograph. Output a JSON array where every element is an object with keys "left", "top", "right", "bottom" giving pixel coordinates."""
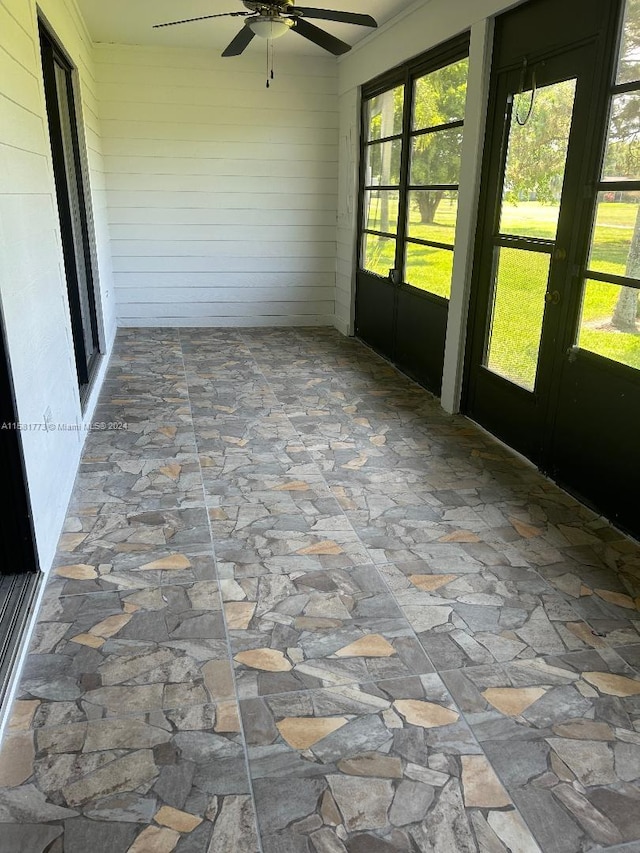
[{"left": 246, "top": 15, "right": 293, "bottom": 39}]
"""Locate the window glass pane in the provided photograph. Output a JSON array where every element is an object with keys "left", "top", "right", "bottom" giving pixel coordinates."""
[
  {"left": 588, "top": 191, "right": 640, "bottom": 278},
  {"left": 412, "top": 58, "right": 469, "bottom": 131},
  {"left": 602, "top": 92, "right": 640, "bottom": 181},
  {"left": 485, "top": 248, "right": 551, "bottom": 391},
  {"left": 365, "top": 140, "right": 402, "bottom": 186},
  {"left": 410, "top": 128, "right": 463, "bottom": 186},
  {"left": 366, "top": 86, "right": 404, "bottom": 141},
  {"left": 407, "top": 190, "right": 458, "bottom": 244},
  {"left": 362, "top": 233, "right": 395, "bottom": 276},
  {"left": 617, "top": 0, "right": 640, "bottom": 84},
  {"left": 404, "top": 243, "right": 453, "bottom": 298},
  {"left": 499, "top": 79, "right": 577, "bottom": 240},
  {"left": 578, "top": 279, "right": 640, "bottom": 369},
  {"left": 364, "top": 190, "right": 399, "bottom": 233}
]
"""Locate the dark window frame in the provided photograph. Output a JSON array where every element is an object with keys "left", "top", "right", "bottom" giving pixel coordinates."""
[
  {"left": 582, "top": 7, "right": 640, "bottom": 293},
  {"left": 358, "top": 33, "right": 471, "bottom": 298},
  {"left": 39, "top": 18, "right": 102, "bottom": 404}
]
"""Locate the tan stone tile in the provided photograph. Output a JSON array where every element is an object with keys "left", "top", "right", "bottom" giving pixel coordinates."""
[
  {"left": 277, "top": 716, "right": 348, "bottom": 750},
  {"left": 71, "top": 632, "right": 105, "bottom": 649},
  {"left": 509, "top": 518, "right": 543, "bottom": 538},
  {"left": 0, "top": 732, "right": 34, "bottom": 787},
  {"left": 272, "top": 481, "right": 311, "bottom": 491},
  {"left": 155, "top": 805, "right": 202, "bottom": 833},
  {"left": 296, "top": 540, "right": 344, "bottom": 556},
  {"left": 438, "top": 531, "right": 481, "bottom": 543},
  {"left": 158, "top": 464, "right": 182, "bottom": 481},
  {"left": 8, "top": 699, "right": 40, "bottom": 732},
  {"left": 54, "top": 563, "right": 97, "bottom": 580},
  {"left": 140, "top": 554, "right": 192, "bottom": 571},
  {"left": 58, "top": 533, "right": 88, "bottom": 551},
  {"left": 341, "top": 454, "right": 368, "bottom": 470},
  {"left": 215, "top": 701, "right": 241, "bottom": 733},
  {"left": 128, "top": 825, "right": 181, "bottom": 853},
  {"left": 582, "top": 671, "right": 640, "bottom": 697},
  {"left": 461, "top": 755, "right": 511, "bottom": 808},
  {"left": 235, "top": 648, "right": 292, "bottom": 672},
  {"left": 482, "top": 687, "right": 547, "bottom": 716},
  {"left": 208, "top": 508, "right": 228, "bottom": 520},
  {"left": 393, "top": 700, "right": 459, "bottom": 728},
  {"left": 408, "top": 574, "right": 457, "bottom": 592},
  {"left": 334, "top": 634, "right": 396, "bottom": 658},
  {"left": 594, "top": 589, "right": 637, "bottom": 610},
  {"left": 89, "top": 613, "right": 133, "bottom": 639},
  {"left": 224, "top": 601, "right": 256, "bottom": 629}
]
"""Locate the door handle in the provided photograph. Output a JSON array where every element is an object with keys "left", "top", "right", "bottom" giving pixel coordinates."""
[{"left": 545, "top": 290, "right": 561, "bottom": 305}]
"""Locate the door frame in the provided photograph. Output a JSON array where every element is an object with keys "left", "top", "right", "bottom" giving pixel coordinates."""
[
  {"left": 38, "top": 16, "right": 104, "bottom": 405},
  {"left": 462, "top": 0, "right": 622, "bottom": 449},
  {"left": 0, "top": 307, "right": 38, "bottom": 575},
  {"left": 465, "top": 40, "right": 611, "bottom": 462},
  {"left": 462, "top": 0, "right": 640, "bottom": 535}
]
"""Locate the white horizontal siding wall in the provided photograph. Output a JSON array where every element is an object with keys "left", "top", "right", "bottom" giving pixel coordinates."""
[
  {"left": 0, "top": 0, "right": 115, "bottom": 569},
  {"left": 95, "top": 45, "right": 339, "bottom": 327}
]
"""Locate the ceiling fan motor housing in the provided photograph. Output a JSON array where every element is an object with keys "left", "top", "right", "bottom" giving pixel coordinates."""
[{"left": 242, "top": 0, "right": 295, "bottom": 13}]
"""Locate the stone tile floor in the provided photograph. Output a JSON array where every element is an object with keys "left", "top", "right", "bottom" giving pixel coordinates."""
[{"left": 0, "top": 327, "right": 639, "bottom": 853}]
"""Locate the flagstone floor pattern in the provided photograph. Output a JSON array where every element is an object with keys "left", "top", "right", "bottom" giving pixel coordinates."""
[{"left": 0, "top": 327, "right": 639, "bottom": 853}]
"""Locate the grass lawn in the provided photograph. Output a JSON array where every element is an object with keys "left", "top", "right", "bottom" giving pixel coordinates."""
[{"left": 363, "top": 199, "right": 640, "bottom": 384}]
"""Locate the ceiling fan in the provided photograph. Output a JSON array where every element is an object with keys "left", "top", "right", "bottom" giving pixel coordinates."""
[{"left": 153, "top": 0, "right": 378, "bottom": 57}]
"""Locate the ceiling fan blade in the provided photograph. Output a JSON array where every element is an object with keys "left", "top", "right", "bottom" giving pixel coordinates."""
[
  {"left": 293, "top": 17, "right": 351, "bottom": 55},
  {"left": 294, "top": 7, "right": 377, "bottom": 27},
  {"left": 222, "top": 25, "right": 256, "bottom": 57},
  {"left": 153, "top": 11, "right": 248, "bottom": 29}
]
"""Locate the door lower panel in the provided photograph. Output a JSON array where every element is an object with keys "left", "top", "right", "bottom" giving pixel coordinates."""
[
  {"left": 551, "top": 352, "right": 640, "bottom": 536},
  {"left": 395, "top": 287, "right": 447, "bottom": 394},
  {"left": 355, "top": 271, "right": 396, "bottom": 359}
]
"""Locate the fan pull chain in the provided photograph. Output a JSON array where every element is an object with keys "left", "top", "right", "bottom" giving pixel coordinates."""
[{"left": 266, "top": 40, "right": 275, "bottom": 88}]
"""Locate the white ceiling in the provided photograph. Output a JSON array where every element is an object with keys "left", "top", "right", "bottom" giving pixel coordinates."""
[{"left": 76, "top": 0, "right": 418, "bottom": 56}]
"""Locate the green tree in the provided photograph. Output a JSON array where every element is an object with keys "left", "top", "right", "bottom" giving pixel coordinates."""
[
  {"left": 367, "top": 86, "right": 403, "bottom": 232},
  {"left": 411, "top": 59, "right": 468, "bottom": 223},
  {"left": 501, "top": 79, "right": 576, "bottom": 208},
  {"left": 499, "top": 72, "right": 639, "bottom": 333},
  {"left": 604, "top": 84, "right": 640, "bottom": 331}
]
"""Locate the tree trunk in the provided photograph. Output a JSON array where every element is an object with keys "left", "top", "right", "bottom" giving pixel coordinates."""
[
  {"left": 417, "top": 190, "right": 444, "bottom": 224},
  {"left": 612, "top": 201, "right": 640, "bottom": 331}
]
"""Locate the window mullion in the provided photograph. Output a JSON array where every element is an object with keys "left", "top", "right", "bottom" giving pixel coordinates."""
[{"left": 395, "top": 67, "right": 413, "bottom": 282}]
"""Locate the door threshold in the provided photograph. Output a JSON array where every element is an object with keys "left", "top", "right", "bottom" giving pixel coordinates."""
[{"left": 0, "top": 573, "right": 40, "bottom": 711}]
